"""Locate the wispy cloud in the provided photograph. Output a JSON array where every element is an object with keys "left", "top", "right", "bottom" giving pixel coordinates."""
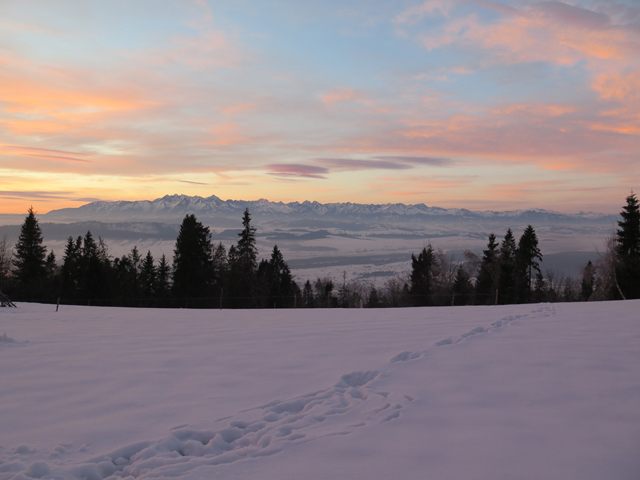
[
  {"left": 0, "top": 190, "right": 77, "bottom": 200},
  {"left": 316, "top": 158, "right": 413, "bottom": 171},
  {"left": 266, "top": 164, "right": 329, "bottom": 179},
  {"left": 177, "top": 180, "right": 209, "bottom": 185},
  {"left": 375, "top": 156, "right": 453, "bottom": 166}
]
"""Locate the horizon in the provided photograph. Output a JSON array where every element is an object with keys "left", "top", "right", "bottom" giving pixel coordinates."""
[{"left": 1, "top": 0, "right": 639, "bottom": 215}]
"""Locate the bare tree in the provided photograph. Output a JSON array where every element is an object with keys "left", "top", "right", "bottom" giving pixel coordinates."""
[
  {"left": 0, "top": 235, "right": 13, "bottom": 288},
  {"left": 381, "top": 275, "right": 409, "bottom": 307},
  {"left": 593, "top": 233, "right": 623, "bottom": 301}
]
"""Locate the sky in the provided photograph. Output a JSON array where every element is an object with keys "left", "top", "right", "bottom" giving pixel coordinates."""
[{"left": 1, "top": 0, "right": 639, "bottom": 215}]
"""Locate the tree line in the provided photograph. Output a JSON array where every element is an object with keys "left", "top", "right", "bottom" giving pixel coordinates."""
[{"left": 2, "top": 193, "right": 639, "bottom": 308}]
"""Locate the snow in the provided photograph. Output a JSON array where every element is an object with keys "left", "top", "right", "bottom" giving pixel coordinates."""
[{"left": 1, "top": 301, "right": 639, "bottom": 479}]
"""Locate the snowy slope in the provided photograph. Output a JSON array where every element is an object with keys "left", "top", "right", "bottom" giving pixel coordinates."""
[{"left": 1, "top": 302, "right": 639, "bottom": 479}]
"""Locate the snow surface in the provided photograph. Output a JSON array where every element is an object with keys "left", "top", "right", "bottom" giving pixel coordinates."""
[{"left": 1, "top": 302, "right": 639, "bottom": 479}]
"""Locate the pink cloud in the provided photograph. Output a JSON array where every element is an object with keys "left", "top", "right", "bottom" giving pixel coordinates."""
[{"left": 266, "top": 164, "right": 329, "bottom": 179}]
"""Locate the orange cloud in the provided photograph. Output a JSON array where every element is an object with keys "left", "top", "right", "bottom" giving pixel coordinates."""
[{"left": 0, "top": 76, "right": 145, "bottom": 116}]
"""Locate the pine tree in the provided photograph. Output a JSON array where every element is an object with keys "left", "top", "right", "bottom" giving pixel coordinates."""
[
  {"left": 266, "top": 245, "right": 294, "bottom": 308},
  {"left": 61, "top": 236, "right": 82, "bottom": 298},
  {"left": 79, "top": 231, "right": 111, "bottom": 302},
  {"left": 516, "top": 225, "right": 542, "bottom": 302},
  {"left": 228, "top": 209, "right": 258, "bottom": 307},
  {"left": 237, "top": 208, "right": 258, "bottom": 273},
  {"left": 140, "top": 251, "right": 156, "bottom": 299},
  {"left": 497, "top": 229, "right": 517, "bottom": 304},
  {"left": 475, "top": 233, "right": 499, "bottom": 305},
  {"left": 452, "top": 265, "right": 473, "bottom": 306},
  {"left": 409, "top": 244, "right": 436, "bottom": 306},
  {"left": 13, "top": 207, "right": 47, "bottom": 295},
  {"left": 615, "top": 192, "right": 640, "bottom": 298},
  {"left": 173, "top": 214, "right": 214, "bottom": 300},
  {"left": 156, "top": 254, "right": 171, "bottom": 299},
  {"left": 616, "top": 192, "right": 640, "bottom": 258}
]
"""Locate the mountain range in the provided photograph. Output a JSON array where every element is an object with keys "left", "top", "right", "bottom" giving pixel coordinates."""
[{"left": 44, "top": 194, "right": 616, "bottom": 223}]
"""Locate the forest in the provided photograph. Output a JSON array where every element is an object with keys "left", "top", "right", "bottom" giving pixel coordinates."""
[{"left": 1, "top": 193, "right": 639, "bottom": 308}]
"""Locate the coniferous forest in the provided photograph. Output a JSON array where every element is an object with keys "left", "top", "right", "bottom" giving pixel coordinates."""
[{"left": 2, "top": 194, "right": 639, "bottom": 308}]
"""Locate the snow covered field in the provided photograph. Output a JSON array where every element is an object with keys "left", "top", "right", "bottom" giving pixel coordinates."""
[{"left": 1, "top": 301, "right": 639, "bottom": 479}]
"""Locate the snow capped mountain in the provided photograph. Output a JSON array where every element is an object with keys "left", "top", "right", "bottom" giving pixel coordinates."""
[{"left": 44, "top": 194, "right": 616, "bottom": 223}]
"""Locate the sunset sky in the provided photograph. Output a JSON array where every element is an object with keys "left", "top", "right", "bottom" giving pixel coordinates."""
[{"left": 1, "top": 0, "right": 639, "bottom": 214}]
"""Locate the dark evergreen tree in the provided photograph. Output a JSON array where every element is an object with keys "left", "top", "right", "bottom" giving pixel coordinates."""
[
  {"left": 228, "top": 209, "right": 258, "bottom": 307},
  {"left": 452, "top": 265, "right": 473, "bottom": 305},
  {"left": 140, "top": 251, "right": 156, "bottom": 299},
  {"left": 78, "top": 231, "right": 111, "bottom": 302},
  {"left": 236, "top": 208, "right": 258, "bottom": 272},
  {"left": 61, "top": 236, "right": 82, "bottom": 299},
  {"left": 615, "top": 192, "right": 640, "bottom": 299},
  {"left": 475, "top": 233, "right": 499, "bottom": 305},
  {"left": 172, "top": 214, "right": 214, "bottom": 301},
  {"left": 212, "top": 242, "right": 228, "bottom": 299},
  {"left": 265, "top": 245, "right": 294, "bottom": 308},
  {"left": 515, "top": 225, "right": 542, "bottom": 302},
  {"left": 113, "top": 254, "right": 137, "bottom": 303},
  {"left": 156, "top": 254, "right": 171, "bottom": 300},
  {"left": 497, "top": 229, "right": 517, "bottom": 304},
  {"left": 409, "top": 244, "right": 436, "bottom": 306},
  {"left": 13, "top": 207, "right": 47, "bottom": 297}
]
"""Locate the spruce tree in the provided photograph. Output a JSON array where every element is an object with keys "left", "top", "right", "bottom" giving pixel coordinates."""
[
  {"left": 452, "top": 265, "right": 473, "bottom": 306},
  {"left": 475, "top": 233, "right": 499, "bottom": 305},
  {"left": 140, "top": 251, "right": 156, "bottom": 299},
  {"left": 516, "top": 225, "right": 542, "bottom": 302},
  {"left": 497, "top": 229, "right": 517, "bottom": 304},
  {"left": 615, "top": 192, "right": 640, "bottom": 298},
  {"left": 237, "top": 208, "right": 258, "bottom": 273},
  {"left": 172, "top": 214, "right": 214, "bottom": 301},
  {"left": 409, "top": 244, "right": 436, "bottom": 306},
  {"left": 79, "top": 231, "right": 111, "bottom": 302},
  {"left": 156, "top": 254, "right": 171, "bottom": 299},
  {"left": 228, "top": 209, "right": 258, "bottom": 307},
  {"left": 266, "top": 245, "right": 293, "bottom": 308},
  {"left": 13, "top": 207, "right": 47, "bottom": 295},
  {"left": 61, "top": 236, "right": 82, "bottom": 298}
]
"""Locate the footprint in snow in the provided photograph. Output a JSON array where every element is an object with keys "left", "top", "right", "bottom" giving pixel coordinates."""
[{"left": 9, "top": 369, "right": 410, "bottom": 480}]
